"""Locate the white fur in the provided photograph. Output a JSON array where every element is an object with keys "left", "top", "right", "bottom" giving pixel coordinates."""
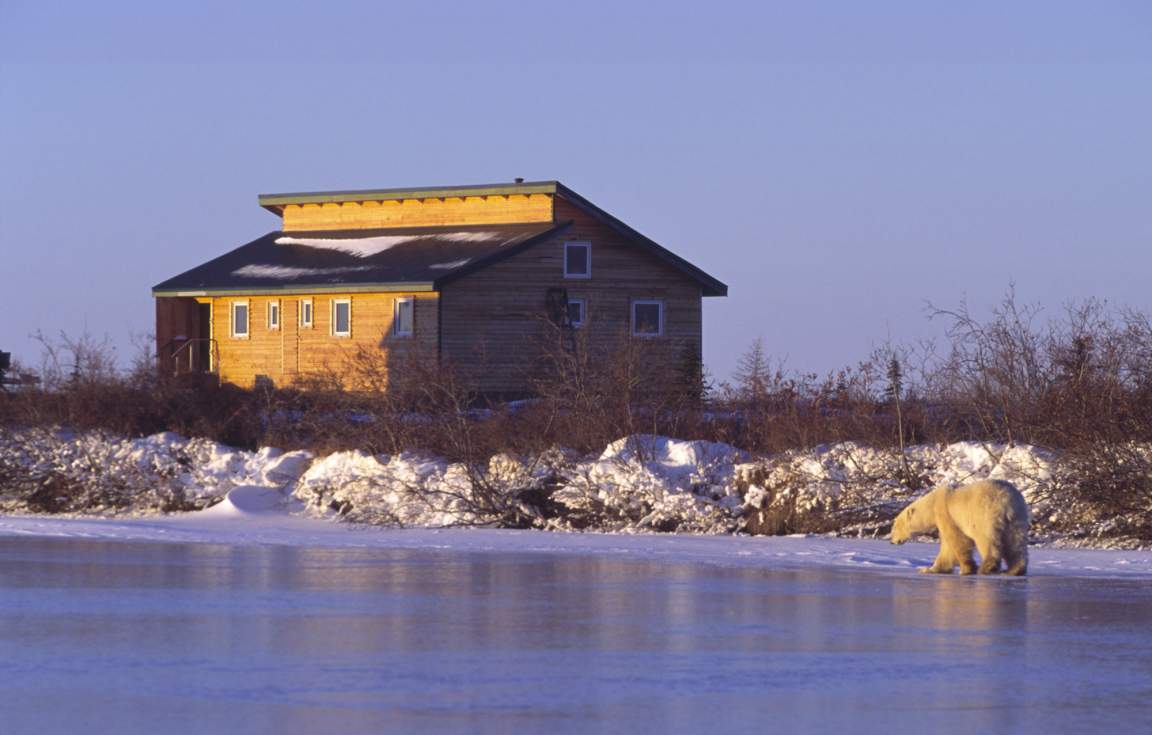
[{"left": 891, "top": 479, "right": 1030, "bottom": 575}]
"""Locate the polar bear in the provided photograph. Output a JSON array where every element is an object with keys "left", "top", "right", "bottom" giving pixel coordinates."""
[{"left": 890, "top": 479, "right": 1030, "bottom": 576}]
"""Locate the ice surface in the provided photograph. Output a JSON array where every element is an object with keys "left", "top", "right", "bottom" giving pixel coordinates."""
[
  {"left": 5, "top": 430, "right": 1150, "bottom": 732},
  {"left": 0, "top": 530, "right": 1149, "bottom": 734},
  {"left": 0, "top": 515, "right": 1148, "bottom": 579}
]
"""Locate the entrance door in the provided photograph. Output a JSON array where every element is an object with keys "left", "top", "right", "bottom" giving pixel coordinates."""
[{"left": 196, "top": 302, "right": 212, "bottom": 372}]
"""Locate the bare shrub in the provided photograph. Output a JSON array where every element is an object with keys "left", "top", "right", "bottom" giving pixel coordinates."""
[{"left": 5, "top": 292, "right": 1152, "bottom": 542}]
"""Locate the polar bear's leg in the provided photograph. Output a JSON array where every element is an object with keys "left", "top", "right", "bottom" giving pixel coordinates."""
[
  {"left": 1004, "top": 548, "right": 1028, "bottom": 576},
  {"left": 936, "top": 503, "right": 977, "bottom": 575},
  {"left": 1003, "top": 525, "right": 1029, "bottom": 576},
  {"left": 951, "top": 536, "right": 978, "bottom": 575},
  {"left": 920, "top": 546, "right": 956, "bottom": 574},
  {"left": 977, "top": 536, "right": 1004, "bottom": 575}
]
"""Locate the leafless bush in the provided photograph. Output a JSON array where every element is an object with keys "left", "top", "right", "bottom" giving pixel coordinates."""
[
  {"left": 515, "top": 320, "right": 709, "bottom": 453},
  {"left": 5, "top": 293, "right": 1152, "bottom": 540},
  {"left": 711, "top": 341, "right": 930, "bottom": 455},
  {"left": 1, "top": 332, "right": 260, "bottom": 447},
  {"left": 0, "top": 427, "right": 205, "bottom": 514},
  {"left": 926, "top": 291, "right": 1152, "bottom": 445}
]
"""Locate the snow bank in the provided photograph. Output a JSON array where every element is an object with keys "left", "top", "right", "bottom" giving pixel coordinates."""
[
  {"left": 199, "top": 485, "right": 295, "bottom": 517},
  {"left": 0, "top": 428, "right": 311, "bottom": 515},
  {"left": 1, "top": 427, "right": 1148, "bottom": 548},
  {"left": 296, "top": 450, "right": 476, "bottom": 526},
  {"left": 553, "top": 436, "right": 747, "bottom": 533}
]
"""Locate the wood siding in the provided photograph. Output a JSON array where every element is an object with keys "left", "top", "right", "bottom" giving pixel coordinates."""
[
  {"left": 281, "top": 194, "right": 554, "bottom": 231},
  {"left": 439, "top": 198, "right": 703, "bottom": 394},
  {"left": 210, "top": 292, "right": 438, "bottom": 389}
]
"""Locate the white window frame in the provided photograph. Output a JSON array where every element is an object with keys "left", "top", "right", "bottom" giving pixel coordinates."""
[
  {"left": 230, "top": 300, "right": 250, "bottom": 339},
  {"left": 267, "top": 300, "right": 280, "bottom": 331},
  {"left": 566, "top": 297, "right": 586, "bottom": 328},
  {"left": 299, "top": 298, "right": 313, "bottom": 329},
  {"left": 393, "top": 297, "right": 414, "bottom": 337},
  {"left": 631, "top": 299, "right": 664, "bottom": 337},
  {"left": 331, "top": 298, "right": 352, "bottom": 338},
  {"left": 563, "top": 241, "right": 592, "bottom": 279}
]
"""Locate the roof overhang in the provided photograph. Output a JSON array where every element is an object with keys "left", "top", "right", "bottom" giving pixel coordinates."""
[
  {"left": 258, "top": 181, "right": 560, "bottom": 214},
  {"left": 153, "top": 282, "right": 437, "bottom": 298}
]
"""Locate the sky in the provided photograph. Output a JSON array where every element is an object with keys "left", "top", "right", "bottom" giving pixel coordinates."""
[{"left": 1, "top": 1, "right": 1150, "bottom": 382}]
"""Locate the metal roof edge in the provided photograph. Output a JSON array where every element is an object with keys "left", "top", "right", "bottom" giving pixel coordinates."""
[
  {"left": 258, "top": 181, "right": 560, "bottom": 210},
  {"left": 153, "top": 283, "right": 437, "bottom": 298}
]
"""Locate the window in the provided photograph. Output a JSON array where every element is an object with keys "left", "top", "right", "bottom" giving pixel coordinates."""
[
  {"left": 300, "top": 298, "right": 313, "bottom": 328},
  {"left": 394, "top": 297, "right": 414, "bottom": 337},
  {"left": 631, "top": 299, "right": 663, "bottom": 337},
  {"left": 564, "top": 241, "right": 591, "bottom": 279},
  {"left": 268, "top": 300, "right": 280, "bottom": 330},
  {"left": 230, "top": 301, "right": 249, "bottom": 338},
  {"left": 332, "top": 298, "right": 351, "bottom": 337},
  {"left": 566, "top": 298, "right": 585, "bottom": 328}
]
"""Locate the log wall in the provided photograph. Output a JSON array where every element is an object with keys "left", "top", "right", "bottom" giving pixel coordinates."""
[
  {"left": 209, "top": 291, "right": 438, "bottom": 389},
  {"left": 281, "top": 194, "right": 554, "bottom": 231},
  {"left": 439, "top": 199, "right": 703, "bottom": 395}
]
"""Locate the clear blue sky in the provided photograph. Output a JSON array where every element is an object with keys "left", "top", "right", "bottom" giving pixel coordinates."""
[{"left": 2, "top": 2, "right": 1150, "bottom": 382}]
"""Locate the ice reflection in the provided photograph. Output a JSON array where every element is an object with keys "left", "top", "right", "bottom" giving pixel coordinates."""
[{"left": 0, "top": 536, "right": 1150, "bottom": 734}]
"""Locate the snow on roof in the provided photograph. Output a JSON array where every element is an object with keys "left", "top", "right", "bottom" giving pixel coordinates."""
[
  {"left": 152, "top": 222, "right": 565, "bottom": 293},
  {"left": 232, "top": 264, "right": 375, "bottom": 280},
  {"left": 275, "top": 232, "right": 500, "bottom": 258},
  {"left": 427, "top": 258, "right": 473, "bottom": 270}
]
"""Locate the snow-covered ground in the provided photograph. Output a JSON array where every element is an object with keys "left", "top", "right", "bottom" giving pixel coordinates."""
[
  {"left": 1, "top": 495, "right": 1149, "bottom": 579},
  {"left": 2, "top": 427, "right": 1150, "bottom": 548}
]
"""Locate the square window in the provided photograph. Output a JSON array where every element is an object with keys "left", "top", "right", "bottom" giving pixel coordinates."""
[
  {"left": 300, "top": 299, "right": 313, "bottom": 328},
  {"left": 394, "top": 297, "right": 414, "bottom": 337},
  {"left": 632, "top": 300, "right": 663, "bottom": 337},
  {"left": 564, "top": 242, "right": 591, "bottom": 279},
  {"left": 332, "top": 299, "right": 351, "bottom": 337},
  {"left": 231, "top": 301, "right": 249, "bottom": 338},
  {"left": 566, "top": 298, "right": 585, "bottom": 328},
  {"left": 268, "top": 301, "right": 280, "bottom": 330}
]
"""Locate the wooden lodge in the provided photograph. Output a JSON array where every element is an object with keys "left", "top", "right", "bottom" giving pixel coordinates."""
[{"left": 153, "top": 180, "right": 727, "bottom": 394}]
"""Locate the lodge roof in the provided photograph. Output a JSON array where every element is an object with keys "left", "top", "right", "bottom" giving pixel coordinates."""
[
  {"left": 155, "top": 181, "right": 728, "bottom": 297},
  {"left": 151, "top": 222, "right": 566, "bottom": 296}
]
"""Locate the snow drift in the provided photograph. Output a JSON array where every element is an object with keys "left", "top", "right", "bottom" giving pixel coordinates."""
[{"left": 1, "top": 428, "right": 1148, "bottom": 548}]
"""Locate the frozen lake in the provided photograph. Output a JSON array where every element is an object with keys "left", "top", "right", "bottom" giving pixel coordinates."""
[{"left": 1, "top": 529, "right": 1150, "bottom": 734}]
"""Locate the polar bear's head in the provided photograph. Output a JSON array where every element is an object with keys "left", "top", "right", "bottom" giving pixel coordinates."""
[
  {"left": 890, "top": 491, "right": 940, "bottom": 544},
  {"left": 890, "top": 508, "right": 913, "bottom": 544}
]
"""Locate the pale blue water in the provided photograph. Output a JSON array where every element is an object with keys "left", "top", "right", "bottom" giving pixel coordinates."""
[{"left": 0, "top": 536, "right": 1149, "bottom": 734}]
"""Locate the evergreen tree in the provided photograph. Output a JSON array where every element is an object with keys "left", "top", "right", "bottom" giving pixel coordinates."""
[{"left": 734, "top": 338, "right": 771, "bottom": 404}]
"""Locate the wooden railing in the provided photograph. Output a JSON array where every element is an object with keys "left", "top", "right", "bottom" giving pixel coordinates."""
[{"left": 165, "top": 338, "right": 219, "bottom": 378}]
